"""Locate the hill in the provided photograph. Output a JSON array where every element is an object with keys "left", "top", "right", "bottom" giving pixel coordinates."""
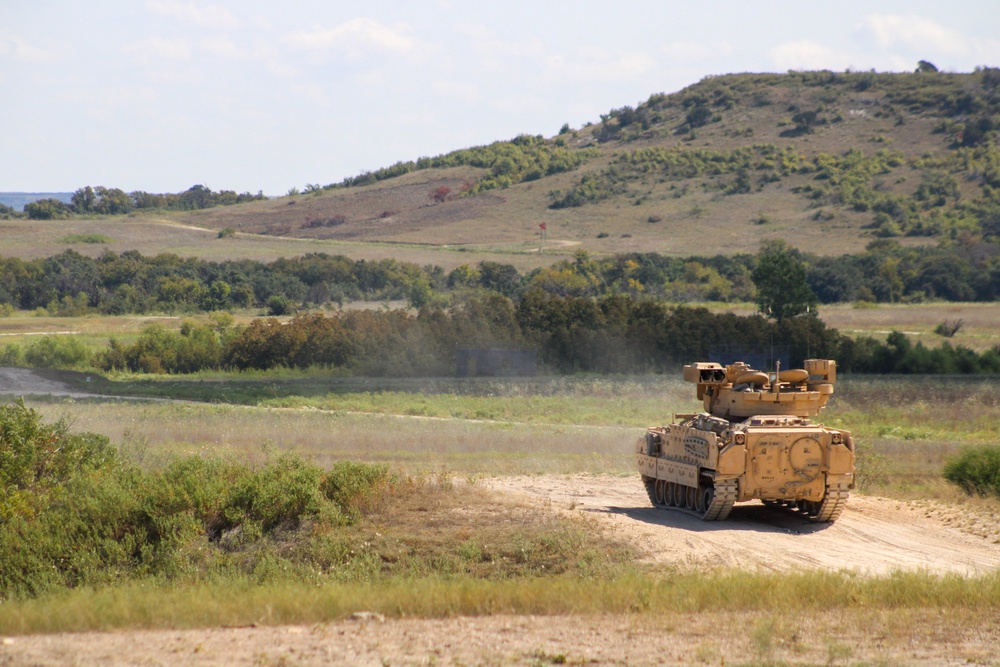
[
  {"left": 171, "top": 68, "right": 1000, "bottom": 260},
  {"left": 3, "top": 68, "right": 999, "bottom": 269}
]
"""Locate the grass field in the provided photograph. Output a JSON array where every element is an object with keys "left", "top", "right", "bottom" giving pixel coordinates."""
[
  {"left": 0, "top": 214, "right": 577, "bottom": 272},
  {"left": 1, "top": 370, "right": 999, "bottom": 645},
  {"left": 10, "top": 372, "right": 998, "bottom": 494}
]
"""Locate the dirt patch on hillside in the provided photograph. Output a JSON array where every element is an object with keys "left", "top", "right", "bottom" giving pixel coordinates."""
[{"left": 176, "top": 167, "right": 507, "bottom": 242}]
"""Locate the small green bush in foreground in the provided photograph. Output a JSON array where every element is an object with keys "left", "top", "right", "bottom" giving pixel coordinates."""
[
  {"left": 0, "top": 401, "right": 394, "bottom": 598},
  {"left": 943, "top": 445, "right": 1000, "bottom": 497}
]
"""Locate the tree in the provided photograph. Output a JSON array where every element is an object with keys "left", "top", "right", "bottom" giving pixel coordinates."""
[
  {"left": 790, "top": 110, "right": 819, "bottom": 134},
  {"left": 71, "top": 186, "right": 97, "bottom": 213},
  {"left": 751, "top": 241, "right": 817, "bottom": 322},
  {"left": 916, "top": 60, "right": 939, "bottom": 73},
  {"left": 23, "top": 198, "right": 70, "bottom": 220},
  {"left": 93, "top": 187, "right": 134, "bottom": 215}
]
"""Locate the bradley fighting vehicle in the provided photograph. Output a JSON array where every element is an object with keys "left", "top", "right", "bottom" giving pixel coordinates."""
[{"left": 636, "top": 359, "right": 855, "bottom": 522}]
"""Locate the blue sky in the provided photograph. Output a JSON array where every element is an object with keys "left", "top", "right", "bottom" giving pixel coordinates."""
[{"left": 2, "top": 1, "right": 998, "bottom": 195}]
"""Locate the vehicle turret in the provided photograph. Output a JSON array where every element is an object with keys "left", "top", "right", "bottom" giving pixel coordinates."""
[{"left": 683, "top": 359, "right": 837, "bottom": 420}]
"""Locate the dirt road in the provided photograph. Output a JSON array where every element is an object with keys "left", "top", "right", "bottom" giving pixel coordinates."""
[
  {"left": 487, "top": 474, "right": 1000, "bottom": 575},
  {"left": 0, "top": 367, "right": 95, "bottom": 398}
]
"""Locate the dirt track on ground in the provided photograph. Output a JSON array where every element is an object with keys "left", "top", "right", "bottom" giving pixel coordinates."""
[
  {"left": 486, "top": 474, "right": 1000, "bottom": 575},
  {"left": 0, "top": 367, "right": 97, "bottom": 398}
]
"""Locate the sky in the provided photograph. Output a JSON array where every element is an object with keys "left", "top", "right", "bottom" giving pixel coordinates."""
[{"left": 2, "top": 1, "right": 999, "bottom": 196}]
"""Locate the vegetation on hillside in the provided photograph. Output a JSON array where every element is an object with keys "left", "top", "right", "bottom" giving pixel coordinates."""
[
  {"left": 595, "top": 68, "right": 1000, "bottom": 147},
  {"left": 544, "top": 67, "right": 1000, "bottom": 240},
  {"left": 330, "top": 133, "right": 595, "bottom": 194}
]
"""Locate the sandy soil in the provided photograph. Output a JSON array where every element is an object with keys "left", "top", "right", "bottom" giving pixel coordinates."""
[
  {"left": 485, "top": 474, "right": 1000, "bottom": 575},
  {"left": 5, "top": 610, "right": 1000, "bottom": 667}
]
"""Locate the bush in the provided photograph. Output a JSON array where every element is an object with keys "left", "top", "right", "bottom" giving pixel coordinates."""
[
  {"left": 267, "top": 295, "right": 293, "bottom": 316},
  {"left": 0, "top": 402, "right": 400, "bottom": 597},
  {"left": 99, "top": 323, "right": 223, "bottom": 374},
  {"left": 0, "top": 401, "right": 118, "bottom": 507},
  {"left": 0, "top": 344, "right": 23, "bottom": 366},
  {"left": 943, "top": 446, "right": 1000, "bottom": 497},
  {"left": 23, "top": 335, "right": 92, "bottom": 369}
]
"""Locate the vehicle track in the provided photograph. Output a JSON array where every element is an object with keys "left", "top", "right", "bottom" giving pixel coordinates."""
[{"left": 485, "top": 474, "right": 1000, "bottom": 574}]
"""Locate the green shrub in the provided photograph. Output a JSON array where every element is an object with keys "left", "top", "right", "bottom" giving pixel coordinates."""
[
  {"left": 943, "top": 446, "right": 1000, "bottom": 496},
  {"left": 0, "top": 402, "right": 400, "bottom": 597},
  {"left": 0, "top": 343, "right": 23, "bottom": 366},
  {"left": 23, "top": 335, "right": 92, "bottom": 369},
  {"left": 0, "top": 401, "right": 118, "bottom": 511},
  {"left": 321, "top": 461, "right": 394, "bottom": 519},
  {"left": 222, "top": 454, "right": 329, "bottom": 536}
]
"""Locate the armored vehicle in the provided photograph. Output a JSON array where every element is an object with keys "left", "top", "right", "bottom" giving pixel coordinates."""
[{"left": 636, "top": 359, "right": 855, "bottom": 522}]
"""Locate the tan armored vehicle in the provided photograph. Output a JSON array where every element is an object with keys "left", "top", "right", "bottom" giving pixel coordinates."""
[{"left": 636, "top": 359, "right": 855, "bottom": 522}]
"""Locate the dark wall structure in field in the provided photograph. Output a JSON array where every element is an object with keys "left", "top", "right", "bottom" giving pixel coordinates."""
[{"left": 456, "top": 348, "right": 537, "bottom": 377}]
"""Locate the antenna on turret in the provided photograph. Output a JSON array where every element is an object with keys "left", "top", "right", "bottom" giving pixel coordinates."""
[{"left": 806, "top": 305, "right": 811, "bottom": 359}]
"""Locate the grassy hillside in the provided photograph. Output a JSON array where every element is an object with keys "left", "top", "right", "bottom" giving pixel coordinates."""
[
  {"left": 177, "top": 69, "right": 1000, "bottom": 256},
  {"left": 3, "top": 69, "right": 999, "bottom": 268}
]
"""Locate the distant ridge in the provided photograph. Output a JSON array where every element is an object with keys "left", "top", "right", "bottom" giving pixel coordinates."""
[{"left": 0, "top": 192, "right": 73, "bottom": 211}]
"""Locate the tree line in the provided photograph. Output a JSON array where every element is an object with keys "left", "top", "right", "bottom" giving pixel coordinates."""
[
  {"left": 4, "top": 294, "right": 998, "bottom": 377},
  {"left": 2, "top": 238, "right": 998, "bottom": 320},
  {"left": 0, "top": 185, "right": 266, "bottom": 220}
]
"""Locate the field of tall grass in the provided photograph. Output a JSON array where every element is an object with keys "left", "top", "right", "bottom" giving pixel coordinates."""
[
  {"left": 9, "top": 372, "right": 1000, "bottom": 487},
  {"left": 2, "top": 372, "right": 999, "bottom": 634}
]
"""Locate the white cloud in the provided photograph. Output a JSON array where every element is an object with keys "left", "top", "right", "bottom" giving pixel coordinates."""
[
  {"left": 454, "top": 23, "right": 545, "bottom": 61},
  {"left": 858, "top": 14, "right": 1000, "bottom": 66},
  {"left": 768, "top": 41, "right": 847, "bottom": 71},
  {"left": 859, "top": 14, "right": 965, "bottom": 55},
  {"left": 286, "top": 18, "right": 416, "bottom": 59},
  {"left": 546, "top": 47, "right": 657, "bottom": 83},
  {"left": 660, "top": 40, "right": 733, "bottom": 63},
  {"left": 145, "top": 0, "right": 240, "bottom": 29},
  {"left": 289, "top": 83, "right": 330, "bottom": 107},
  {"left": 0, "top": 32, "right": 67, "bottom": 64},
  {"left": 200, "top": 35, "right": 242, "bottom": 59},
  {"left": 432, "top": 79, "right": 480, "bottom": 105},
  {"left": 123, "top": 37, "right": 192, "bottom": 65}
]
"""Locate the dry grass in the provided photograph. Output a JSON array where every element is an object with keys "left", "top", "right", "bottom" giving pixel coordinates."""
[
  {"left": 2, "top": 570, "right": 999, "bottom": 636},
  {"left": 821, "top": 302, "right": 1000, "bottom": 352},
  {"left": 12, "top": 371, "right": 998, "bottom": 503},
  {"left": 24, "top": 400, "right": 638, "bottom": 476},
  {"left": 4, "top": 373, "right": 1000, "bottom": 638},
  {"left": 0, "top": 216, "right": 574, "bottom": 272}
]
